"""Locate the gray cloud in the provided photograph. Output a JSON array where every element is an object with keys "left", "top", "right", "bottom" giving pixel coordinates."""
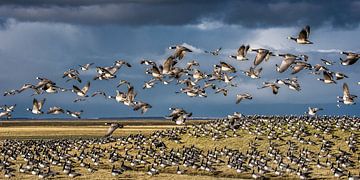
[{"left": 0, "top": 0, "right": 359, "bottom": 28}]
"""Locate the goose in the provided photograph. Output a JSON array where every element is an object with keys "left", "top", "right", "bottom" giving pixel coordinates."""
[
  {"left": 288, "top": 25, "right": 313, "bottom": 44},
  {"left": 307, "top": 107, "right": 323, "bottom": 116},
  {"left": 176, "top": 166, "right": 184, "bottom": 174},
  {"left": 333, "top": 72, "right": 348, "bottom": 80},
  {"left": 229, "top": 45, "right": 250, "bottom": 61},
  {"left": 223, "top": 73, "right": 237, "bottom": 87},
  {"left": 258, "top": 82, "right": 280, "bottom": 95},
  {"left": 291, "top": 61, "right": 312, "bottom": 74},
  {"left": 111, "top": 165, "right": 122, "bottom": 176},
  {"left": 340, "top": 51, "right": 359, "bottom": 65},
  {"left": 215, "top": 88, "right": 228, "bottom": 96},
  {"left": 146, "top": 65, "right": 163, "bottom": 79},
  {"left": 3, "top": 89, "right": 18, "bottom": 96},
  {"left": 26, "top": 98, "right": 46, "bottom": 114},
  {"left": 313, "top": 64, "right": 329, "bottom": 72},
  {"left": 140, "top": 59, "right": 156, "bottom": 66},
  {"left": 108, "top": 90, "right": 127, "bottom": 103},
  {"left": 133, "top": 101, "right": 152, "bottom": 114},
  {"left": 169, "top": 45, "right": 192, "bottom": 60},
  {"left": 337, "top": 83, "right": 357, "bottom": 105},
  {"left": 16, "top": 83, "right": 36, "bottom": 93},
  {"left": 161, "top": 56, "right": 177, "bottom": 75},
  {"left": 94, "top": 67, "right": 116, "bottom": 80},
  {"left": 276, "top": 54, "right": 300, "bottom": 73},
  {"left": 186, "top": 60, "right": 200, "bottom": 70},
  {"left": 105, "top": 60, "right": 131, "bottom": 75},
  {"left": 143, "top": 79, "right": 157, "bottom": 89},
  {"left": 117, "top": 80, "right": 131, "bottom": 88},
  {"left": 242, "top": 66, "right": 262, "bottom": 79},
  {"left": 167, "top": 107, "right": 192, "bottom": 125},
  {"left": 321, "top": 59, "right": 335, "bottom": 66},
  {"left": 317, "top": 71, "right": 336, "bottom": 84},
  {"left": 72, "top": 81, "right": 90, "bottom": 97},
  {"left": 91, "top": 91, "right": 107, "bottom": 98},
  {"left": 63, "top": 69, "right": 81, "bottom": 83},
  {"left": 218, "top": 61, "right": 236, "bottom": 73},
  {"left": 104, "top": 123, "right": 124, "bottom": 137},
  {"left": 47, "top": 106, "right": 65, "bottom": 114},
  {"left": 0, "top": 111, "right": 11, "bottom": 119},
  {"left": 252, "top": 48, "right": 274, "bottom": 66},
  {"left": 0, "top": 104, "right": 16, "bottom": 112},
  {"left": 66, "top": 110, "right": 83, "bottom": 119},
  {"left": 204, "top": 47, "right": 222, "bottom": 56},
  {"left": 79, "top": 63, "right": 94, "bottom": 71},
  {"left": 236, "top": 93, "right": 252, "bottom": 104},
  {"left": 73, "top": 98, "right": 86, "bottom": 103},
  {"left": 124, "top": 86, "right": 137, "bottom": 106}
]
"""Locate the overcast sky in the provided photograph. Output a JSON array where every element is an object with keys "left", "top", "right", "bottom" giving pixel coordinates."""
[{"left": 0, "top": 0, "right": 359, "bottom": 118}]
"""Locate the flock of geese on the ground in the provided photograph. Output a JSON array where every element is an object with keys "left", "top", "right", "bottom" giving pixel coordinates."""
[
  {"left": 0, "top": 25, "right": 359, "bottom": 121},
  {"left": 1, "top": 115, "right": 360, "bottom": 179}
]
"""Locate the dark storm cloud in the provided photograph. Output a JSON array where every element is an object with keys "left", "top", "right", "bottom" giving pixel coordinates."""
[{"left": 0, "top": 0, "right": 359, "bottom": 28}]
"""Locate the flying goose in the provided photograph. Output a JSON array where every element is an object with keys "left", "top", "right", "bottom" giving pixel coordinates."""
[
  {"left": 0, "top": 111, "right": 11, "bottom": 119},
  {"left": 204, "top": 47, "right": 222, "bottom": 56},
  {"left": 26, "top": 98, "right": 46, "bottom": 114},
  {"left": 321, "top": 59, "right": 335, "bottom": 66},
  {"left": 215, "top": 87, "right": 228, "bottom": 96},
  {"left": 258, "top": 82, "right": 280, "bottom": 95},
  {"left": 185, "top": 60, "right": 200, "bottom": 70},
  {"left": 72, "top": 81, "right": 90, "bottom": 97},
  {"left": 276, "top": 54, "right": 300, "bottom": 73},
  {"left": 0, "top": 104, "right": 16, "bottom": 112},
  {"left": 79, "top": 63, "right": 94, "bottom": 71},
  {"left": 140, "top": 59, "right": 156, "bottom": 66},
  {"left": 47, "top": 107, "right": 65, "bottom": 115},
  {"left": 217, "top": 61, "right": 236, "bottom": 73},
  {"left": 3, "top": 89, "right": 18, "bottom": 96},
  {"left": 317, "top": 71, "right": 337, "bottom": 84},
  {"left": 229, "top": 45, "right": 250, "bottom": 61},
  {"left": 117, "top": 80, "right": 131, "bottom": 88},
  {"left": 167, "top": 107, "right": 192, "bottom": 125},
  {"left": 104, "top": 123, "right": 124, "bottom": 137},
  {"left": 124, "top": 86, "right": 137, "bottom": 106},
  {"left": 133, "top": 101, "right": 152, "bottom": 114},
  {"left": 16, "top": 84, "right": 36, "bottom": 93},
  {"left": 66, "top": 110, "right": 83, "bottom": 119},
  {"left": 291, "top": 61, "right": 312, "bottom": 74},
  {"left": 242, "top": 66, "right": 262, "bottom": 79},
  {"left": 236, "top": 93, "right": 252, "bottom": 104},
  {"left": 162, "top": 56, "right": 177, "bottom": 75},
  {"left": 169, "top": 45, "right": 192, "bottom": 60},
  {"left": 340, "top": 51, "right": 359, "bottom": 65},
  {"left": 143, "top": 79, "right": 157, "bottom": 89},
  {"left": 288, "top": 25, "right": 313, "bottom": 44},
  {"left": 63, "top": 69, "right": 81, "bottom": 83},
  {"left": 307, "top": 107, "right": 323, "bottom": 116},
  {"left": 222, "top": 73, "right": 237, "bottom": 87},
  {"left": 252, "top": 48, "right": 274, "bottom": 66},
  {"left": 108, "top": 90, "right": 127, "bottom": 103},
  {"left": 337, "top": 83, "right": 357, "bottom": 105},
  {"left": 91, "top": 91, "right": 107, "bottom": 98}
]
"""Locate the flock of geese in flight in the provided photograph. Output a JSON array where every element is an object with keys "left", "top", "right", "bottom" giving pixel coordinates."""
[{"left": 0, "top": 25, "right": 359, "bottom": 123}]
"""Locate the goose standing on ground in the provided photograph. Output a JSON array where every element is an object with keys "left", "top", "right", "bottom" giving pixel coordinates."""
[
  {"left": 287, "top": 25, "right": 313, "bottom": 44},
  {"left": 26, "top": 98, "right": 46, "bottom": 115},
  {"left": 339, "top": 51, "right": 359, "bottom": 65},
  {"left": 104, "top": 123, "right": 124, "bottom": 137},
  {"left": 337, "top": 83, "right": 357, "bottom": 105},
  {"left": 169, "top": 45, "right": 192, "bottom": 60},
  {"left": 72, "top": 81, "right": 90, "bottom": 97},
  {"left": 205, "top": 47, "right": 221, "bottom": 56},
  {"left": 307, "top": 107, "right": 323, "bottom": 116},
  {"left": 229, "top": 45, "right": 250, "bottom": 61},
  {"left": 236, "top": 93, "right": 252, "bottom": 104}
]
